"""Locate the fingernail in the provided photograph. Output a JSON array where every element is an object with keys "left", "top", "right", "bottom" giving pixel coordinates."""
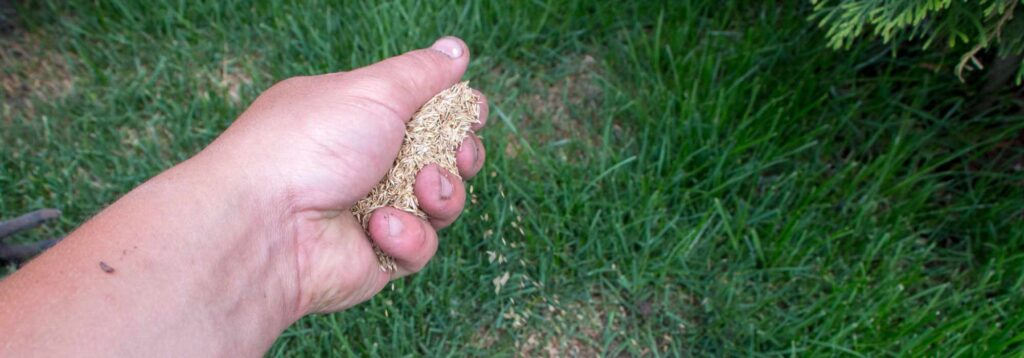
[
  {"left": 430, "top": 37, "right": 463, "bottom": 59},
  {"left": 387, "top": 214, "right": 404, "bottom": 237},
  {"left": 438, "top": 167, "right": 454, "bottom": 200}
]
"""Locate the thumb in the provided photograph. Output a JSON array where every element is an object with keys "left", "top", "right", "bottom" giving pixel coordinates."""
[{"left": 342, "top": 36, "right": 470, "bottom": 122}]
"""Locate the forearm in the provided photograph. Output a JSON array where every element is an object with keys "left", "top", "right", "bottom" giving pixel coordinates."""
[{"left": 0, "top": 150, "right": 298, "bottom": 356}]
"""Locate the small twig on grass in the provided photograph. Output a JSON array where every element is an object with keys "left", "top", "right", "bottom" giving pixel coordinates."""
[
  {"left": 0, "top": 208, "right": 61, "bottom": 240},
  {"left": 0, "top": 209, "right": 63, "bottom": 264},
  {"left": 956, "top": 0, "right": 1018, "bottom": 82},
  {"left": 0, "top": 237, "right": 62, "bottom": 263}
]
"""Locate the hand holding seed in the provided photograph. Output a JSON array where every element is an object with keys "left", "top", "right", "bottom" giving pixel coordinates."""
[
  {"left": 352, "top": 82, "right": 481, "bottom": 272},
  {"left": 207, "top": 36, "right": 488, "bottom": 313},
  {"left": 0, "top": 36, "right": 488, "bottom": 356}
]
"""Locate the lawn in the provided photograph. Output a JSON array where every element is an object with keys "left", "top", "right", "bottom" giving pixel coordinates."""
[{"left": 2, "top": 0, "right": 1023, "bottom": 356}]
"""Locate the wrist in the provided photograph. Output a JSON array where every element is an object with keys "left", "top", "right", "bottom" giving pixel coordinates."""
[
  {"left": 0, "top": 147, "right": 303, "bottom": 356},
  {"left": 151, "top": 150, "right": 304, "bottom": 347}
]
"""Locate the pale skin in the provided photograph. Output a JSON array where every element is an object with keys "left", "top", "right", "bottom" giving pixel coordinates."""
[{"left": 0, "top": 36, "right": 489, "bottom": 357}]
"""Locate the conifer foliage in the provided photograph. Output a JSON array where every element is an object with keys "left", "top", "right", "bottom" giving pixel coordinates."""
[{"left": 811, "top": 0, "right": 1024, "bottom": 82}]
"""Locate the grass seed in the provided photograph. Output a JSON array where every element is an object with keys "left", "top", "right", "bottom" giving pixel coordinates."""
[{"left": 351, "top": 82, "right": 479, "bottom": 272}]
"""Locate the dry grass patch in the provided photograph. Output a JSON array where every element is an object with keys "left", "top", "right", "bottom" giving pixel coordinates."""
[
  {"left": 507, "top": 54, "right": 618, "bottom": 162},
  {"left": 1, "top": 31, "right": 74, "bottom": 121}
]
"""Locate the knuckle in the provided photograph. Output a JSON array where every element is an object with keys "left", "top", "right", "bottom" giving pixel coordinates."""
[
  {"left": 276, "top": 75, "right": 309, "bottom": 88},
  {"left": 396, "top": 50, "right": 451, "bottom": 88},
  {"left": 334, "top": 74, "right": 410, "bottom": 120},
  {"left": 406, "top": 49, "right": 449, "bottom": 72}
]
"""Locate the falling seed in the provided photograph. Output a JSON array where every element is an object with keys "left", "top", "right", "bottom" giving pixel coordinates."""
[
  {"left": 351, "top": 82, "right": 480, "bottom": 272},
  {"left": 493, "top": 272, "right": 511, "bottom": 294}
]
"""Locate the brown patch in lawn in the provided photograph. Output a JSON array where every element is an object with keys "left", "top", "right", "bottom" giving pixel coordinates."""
[
  {"left": 506, "top": 54, "right": 614, "bottom": 162},
  {"left": 471, "top": 273, "right": 688, "bottom": 356},
  {"left": 1, "top": 30, "right": 75, "bottom": 121},
  {"left": 469, "top": 325, "right": 500, "bottom": 350},
  {"left": 508, "top": 287, "right": 690, "bottom": 357},
  {"left": 220, "top": 69, "right": 250, "bottom": 105},
  {"left": 511, "top": 293, "right": 639, "bottom": 357},
  {"left": 524, "top": 55, "right": 603, "bottom": 129},
  {"left": 515, "top": 297, "right": 631, "bottom": 357},
  {"left": 195, "top": 54, "right": 256, "bottom": 105}
]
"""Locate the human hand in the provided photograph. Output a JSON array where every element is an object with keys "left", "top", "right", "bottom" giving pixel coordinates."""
[
  {"left": 199, "top": 36, "right": 488, "bottom": 315},
  {"left": 0, "top": 36, "right": 489, "bottom": 357}
]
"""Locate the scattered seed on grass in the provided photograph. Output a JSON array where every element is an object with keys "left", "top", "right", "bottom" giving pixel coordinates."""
[{"left": 493, "top": 271, "right": 510, "bottom": 294}]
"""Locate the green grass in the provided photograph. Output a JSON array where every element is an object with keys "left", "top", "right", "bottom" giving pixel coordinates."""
[{"left": 3, "top": 1, "right": 1023, "bottom": 356}]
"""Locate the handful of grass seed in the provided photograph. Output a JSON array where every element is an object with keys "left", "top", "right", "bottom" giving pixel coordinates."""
[{"left": 352, "top": 82, "right": 479, "bottom": 272}]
